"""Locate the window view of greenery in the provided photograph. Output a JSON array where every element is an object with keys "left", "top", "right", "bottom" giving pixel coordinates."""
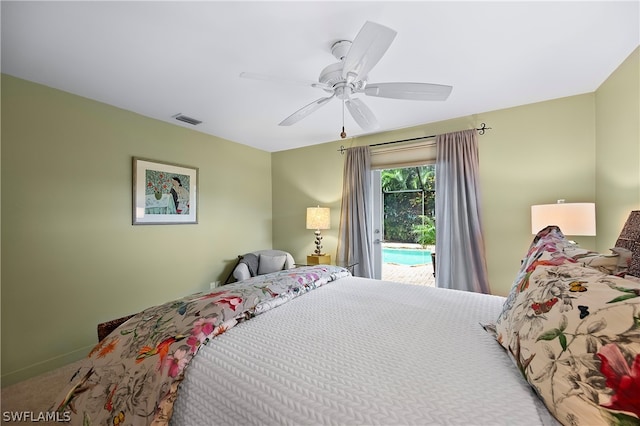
[{"left": 381, "top": 165, "right": 435, "bottom": 246}]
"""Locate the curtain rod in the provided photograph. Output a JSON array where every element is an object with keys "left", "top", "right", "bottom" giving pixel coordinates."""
[{"left": 337, "top": 123, "right": 491, "bottom": 154}]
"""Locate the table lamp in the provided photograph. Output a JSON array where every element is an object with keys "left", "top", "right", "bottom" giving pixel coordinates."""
[
  {"left": 306, "top": 206, "right": 330, "bottom": 256},
  {"left": 531, "top": 200, "right": 596, "bottom": 236}
]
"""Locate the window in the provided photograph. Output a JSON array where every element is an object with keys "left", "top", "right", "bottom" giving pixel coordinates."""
[{"left": 381, "top": 165, "right": 435, "bottom": 244}]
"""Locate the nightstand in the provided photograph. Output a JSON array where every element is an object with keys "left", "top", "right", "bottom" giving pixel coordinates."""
[{"left": 306, "top": 254, "right": 331, "bottom": 265}]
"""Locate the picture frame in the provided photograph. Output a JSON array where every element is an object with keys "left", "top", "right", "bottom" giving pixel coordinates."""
[{"left": 132, "top": 157, "right": 198, "bottom": 225}]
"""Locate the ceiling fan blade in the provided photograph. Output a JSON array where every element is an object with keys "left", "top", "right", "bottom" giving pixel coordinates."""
[
  {"left": 342, "top": 21, "right": 396, "bottom": 83},
  {"left": 279, "top": 96, "right": 334, "bottom": 126},
  {"left": 345, "top": 98, "right": 379, "bottom": 132},
  {"left": 364, "top": 82, "right": 453, "bottom": 101},
  {"left": 240, "top": 72, "right": 330, "bottom": 90}
]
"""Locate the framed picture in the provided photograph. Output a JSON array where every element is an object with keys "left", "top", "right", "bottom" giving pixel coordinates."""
[{"left": 132, "top": 157, "right": 198, "bottom": 225}]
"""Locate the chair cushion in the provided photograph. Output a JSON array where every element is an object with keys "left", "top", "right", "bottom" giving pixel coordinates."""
[{"left": 258, "top": 254, "right": 287, "bottom": 275}]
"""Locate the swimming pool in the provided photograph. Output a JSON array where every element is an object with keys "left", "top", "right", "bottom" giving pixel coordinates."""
[{"left": 382, "top": 248, "right": 432, "bottom": 266}]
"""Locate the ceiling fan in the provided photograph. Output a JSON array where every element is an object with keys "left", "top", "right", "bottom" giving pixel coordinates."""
[{"left": 240, "top": 21, "right": 453, "bottom": 138}]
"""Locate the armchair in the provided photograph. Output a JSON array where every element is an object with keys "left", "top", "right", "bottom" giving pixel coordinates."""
[{"left": 229, "top": 249, "right": 295, "bottom": 283}]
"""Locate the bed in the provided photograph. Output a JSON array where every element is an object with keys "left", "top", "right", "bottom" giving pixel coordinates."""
[{"left": 53, "top": 224, "right": 640, "bottom": 426}]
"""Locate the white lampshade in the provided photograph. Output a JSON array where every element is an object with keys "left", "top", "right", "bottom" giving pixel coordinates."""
[
  {"left": 531, "top": 202, "right": 596, "bottom": 236},
  {"left": 306, "top": 207, "right": 330, "bottom": 230}
]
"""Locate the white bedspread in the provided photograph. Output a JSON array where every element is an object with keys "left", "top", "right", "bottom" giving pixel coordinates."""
[{"left": 171, "top": 277, "right": 554, "bottom": 425}]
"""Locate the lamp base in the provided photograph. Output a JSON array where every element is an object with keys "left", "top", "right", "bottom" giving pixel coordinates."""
[{"left": 307, "top": 254, "right": 331, "bottom": 265}]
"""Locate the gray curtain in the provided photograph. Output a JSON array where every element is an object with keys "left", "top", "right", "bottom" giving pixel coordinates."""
[
  {"left": 435, "top": 129, "right": 490, "bottom": 293},
  {"left": 336, "top": 146, "right": 374, "bottom": 278}
]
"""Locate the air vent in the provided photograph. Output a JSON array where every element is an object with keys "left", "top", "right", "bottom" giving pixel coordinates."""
[{"left": 173, "top": 114, "right": 202, "bottom": 126}]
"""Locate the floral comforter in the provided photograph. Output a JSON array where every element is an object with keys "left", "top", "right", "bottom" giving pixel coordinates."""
[
  {"left": 52, "top": 265, "right": 350, "bottom": 425},
  {"left": 492, "top": 226, "right": 640, "bottom": 426}
]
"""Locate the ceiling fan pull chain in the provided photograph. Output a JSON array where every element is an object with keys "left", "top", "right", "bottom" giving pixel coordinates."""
[{"left": 340, "top": 99, "right": 347, "bottom": 139}]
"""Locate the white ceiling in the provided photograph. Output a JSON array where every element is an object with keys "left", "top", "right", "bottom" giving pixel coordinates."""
[{"left": 2, "top": 1, "right": 639, "bottom": 152}]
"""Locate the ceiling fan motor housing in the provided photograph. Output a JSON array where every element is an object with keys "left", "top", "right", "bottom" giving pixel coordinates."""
[
  {"left": 319, "top": 61, "right": 365, "bottom": 98},
  {"left": 331, "top": 40, "right": 351, "bottom": 60}
]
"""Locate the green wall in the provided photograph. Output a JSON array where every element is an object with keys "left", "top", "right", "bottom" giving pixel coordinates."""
[
  {"left": 272, "top": 47, "right": 640, "bottom": 298},
  {"left": 1, "top": 75, "right": 273, "bottom": 385},
  {"left": 273, "top": 96, "right": 598, "bottom": 297},
  {"left": 478, "top": 94, "right": 597, "bottom": 294},
  {"left": 2, "top": 47, "right": 638, "bottom": 386},
  {"left": 595, "top": 46, "right": 640, "bottom": 252}
]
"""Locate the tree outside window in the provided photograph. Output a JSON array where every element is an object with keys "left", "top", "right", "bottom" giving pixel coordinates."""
[{"left": 381, "top": 165, "right": 435, "bottom": 246}]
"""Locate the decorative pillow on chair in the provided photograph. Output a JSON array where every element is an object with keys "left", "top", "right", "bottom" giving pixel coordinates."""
[
  {"left": 493, "top": 226, "right": 640, "bottom": 426},
  {"left": 258, "top": 254, "right": 287, "bottom": 275}
]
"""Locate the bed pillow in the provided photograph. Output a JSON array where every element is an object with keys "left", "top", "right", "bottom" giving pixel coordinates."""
[
  {"left": 610, "top": 246, "right": 632, "bottom": 275},
  {"left": 572, "top": 252, "right": 620, "bottom": 275},
  {"left": 258, "top": 254, "right": 287, "bottom": 275},
  {"left": 561, "top": 243, "right": 628, "bottom": 276},
  {"left": 625, "top": 274, "right": 640, "bottom": 284},
  {"left": 502, "top": 226, "right": 577, "bottom": 297},
  {"left": 494, "top": 227, "right": 640, "bottom": 425},
  {"left": 615, "top": 211, "right": 640, "bottom": 278}
]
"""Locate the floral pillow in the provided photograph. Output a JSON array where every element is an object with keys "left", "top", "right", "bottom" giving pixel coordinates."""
[
  {"left": 572, "top": 252, "right": 620, "bottom": 275},
  {"left": 625, "top": 274, "right": 640, "bottom": 284},
  {"left": 610, "top": 246, "right": 633, "bottom": 276},
  {"left": 555, "top": 238, "right": 630, "bottom": 277},
  {"left": 502, "top": 226, "right": 577, "bottom": 298},
  {"left": 493, "top": 227, "right": 640, "bottom": 425},
  {"left": 567, "top": 246, "right": 633, "bottom": 277}
]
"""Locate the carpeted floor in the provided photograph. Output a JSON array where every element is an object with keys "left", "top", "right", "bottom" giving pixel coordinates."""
[{"left": 1, "top": 360, "right": 83, "bottom": 425}]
